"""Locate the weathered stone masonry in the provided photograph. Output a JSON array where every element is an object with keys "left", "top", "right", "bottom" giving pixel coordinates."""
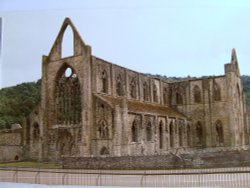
[{"left": 23, "top": 18, "right": 249, "bottom": 164}]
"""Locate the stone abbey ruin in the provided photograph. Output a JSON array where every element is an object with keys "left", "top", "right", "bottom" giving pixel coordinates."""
[{"left": 2, "top": 18, "right": 250, "bottom": 169}]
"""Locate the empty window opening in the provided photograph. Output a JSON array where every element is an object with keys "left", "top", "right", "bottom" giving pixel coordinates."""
[
  {"left": 187, "top": 124, "right": 191, "bottom": 147},
  {"left": 130, "top": 78, "right": 136, "bottom": 99},
  {"left": 101, "top": 70, "right": 108, "bottom": 93},
  {"left": 215, "top": 120, "right": 223, "bottom": 146},
  {"left": 131, "top": 121, "right": 138, "bottom": 142},
  {"left": 14, "top": 155, "right": 19, "bottom": 161},
  {"left": 100, "top": 147, "right": 109, "bottom": 155},
  {"left": 163, "top": 87, "right": 168, "bottom": 105},
  {"left": 153, "top": 84, "right": 158, "bottom": 102},
  {"left": 143, "top": 82, "right": 149, "bottom": 101},
  {"left": 196, "top": 121, "right": 203, "bottom": 146},
  {"left": 62, "top": 26, "right": 74, "bottom": 58},
  {"left": 179, "top": 125, "right": 183, "bottom": 147},
  {"left": 193, "top": 85, "right": 202, "bottom": 103},
  {"left": 146, "top": 122, "right": 153, "bottom": 141},
  {"left": 213, "top": 82, "right": 221, "bottom": 101},
  {"left": 159, "top": 121, "right": 164, "bottom": 149},
  {"left": 170, "top": 121, "right": 174, "bottom": 148},
  {"left": 33, "top": 123, "right": 40, "bottom": 140},
  {"left": 176, "top": 92, "right": 183, "bottom": 105},
  {"left": 116, "top": 74, "right": 123, "bottom": 96}
]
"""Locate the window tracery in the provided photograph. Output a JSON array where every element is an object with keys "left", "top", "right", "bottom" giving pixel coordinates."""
[{"left": 55, "top": 66, "right": 82, "bottom": 125}]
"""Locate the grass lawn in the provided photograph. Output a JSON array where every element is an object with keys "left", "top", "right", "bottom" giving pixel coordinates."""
[{"left": 0, "top": 161, "right": 62, "bottom": 169}]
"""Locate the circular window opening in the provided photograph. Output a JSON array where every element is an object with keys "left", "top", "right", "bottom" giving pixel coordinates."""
[{"left": 65, "top": 67, "right": 73, "bottom": 77}]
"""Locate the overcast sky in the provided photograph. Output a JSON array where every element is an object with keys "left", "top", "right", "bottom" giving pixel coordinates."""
[{"left": 1, "top": 0, "right": 250, "bottom": 88}]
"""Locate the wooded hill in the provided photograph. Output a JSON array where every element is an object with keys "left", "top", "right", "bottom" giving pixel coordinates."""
[{"left": 0, "top": 76, "right": 249, "bottom": 129}]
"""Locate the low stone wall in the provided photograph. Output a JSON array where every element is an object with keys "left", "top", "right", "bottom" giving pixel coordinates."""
[
  {"left": 0, "top": 146, "right": 23, "bottom": 162},
  {"left": 63, "top": 149, "right": 250, "bottom": 169},
  {"left": 0, "top": 130, "right": 23, "bottom": 162}
]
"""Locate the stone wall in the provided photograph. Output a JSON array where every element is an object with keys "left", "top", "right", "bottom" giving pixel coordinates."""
[
  {"left": 0, "top": 130, "right": 23, "bottom": 162},
  {"left": 63, "top": 148, "right": 250, "bottom": 170}
]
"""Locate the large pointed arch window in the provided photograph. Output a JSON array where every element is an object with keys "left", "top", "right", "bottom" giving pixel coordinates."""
[
  {"left": 61, "top": 26, "right": 74, "bottom": 58},
  {"left": 55, "top": 66, "right": 82, "bottom": 125}
]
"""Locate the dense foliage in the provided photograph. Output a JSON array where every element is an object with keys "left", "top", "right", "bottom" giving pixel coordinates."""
[
  {"left": 0, "top": 76, "right": 249, "bottom": 129},
  {"left": 0, "top": 80, "right": 41, "bottom": 129}
]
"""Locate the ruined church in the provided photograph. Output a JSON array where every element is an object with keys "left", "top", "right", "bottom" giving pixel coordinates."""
[{"left": 24, "top": 18, "right": 249, "bottom": 163}]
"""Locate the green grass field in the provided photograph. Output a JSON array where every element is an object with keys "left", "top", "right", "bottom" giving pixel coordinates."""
[{"left": 0, "top": 161, "right": 62, "bottom": 169}]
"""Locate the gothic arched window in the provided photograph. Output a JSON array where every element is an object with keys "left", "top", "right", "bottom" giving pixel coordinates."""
[
  {"left": 130, "top": 78, "right": 136, "bottom": 99},
  {"left": 179, "top": 123, "right": 183, "bottom": 147},
  {"left": 143, "top": 82, "right": 149, "bottom": 101},
  {"left": 159, "top": 121, "right": 164, "bottom": 149},
  {"left": 170, "top": 121, "right": 174, "bottom": 148},
  {"left": 131, "top": 120, "right": 138, "bottom": 142},
  {"left": 55, "top": 66, "right": 82, "bottom": 125},
  {"left": 213, "top": 82, "right": 221, "bottom": 101},
  {"left": 195, "top": 121, "right": 203, "bottom": 146},
  {"left": 176, "top": 92, "right": 183, "bottom": 105},
  {"left": 146, "top": 122, "right": 153, "bottom": 141},
  {"left": 101, "top": 70, "right": 108, "bottom": 93},
  {"left": 187, "top": 123, "right": 191, "bottom": 147},
  {"left": 163, "top": 87, "right": 168, "bottom": 105},
  {"left": 193, "top": 85, "right": 201, "bottom": 103},
  {"left": 116, "top": 74, "right": 123, "bottom": 96},
  {"left": 153, "top": 84, "right": 158, "bottom": 102},
  {"left": 215, "top": 120, "right": 223, "bottom": 146},
  {"left": 33, "top": 123, "right": 40, "bottom": 140}
]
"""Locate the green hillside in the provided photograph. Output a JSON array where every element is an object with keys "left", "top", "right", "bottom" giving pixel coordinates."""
[
  {"left": 0, "top": 76, "right": 249, "bottom": 129},
  {"left": 0, "top": 80, "right": 41, "bottom": 129}
]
